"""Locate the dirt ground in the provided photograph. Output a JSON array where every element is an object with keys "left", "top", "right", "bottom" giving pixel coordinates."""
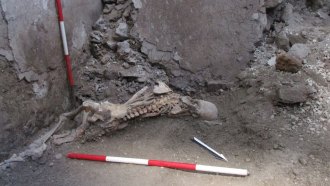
[
  {"left": 1, "top": 1, "right": 330, "bottom": 186},
  {"left": 1, "top": 89, "right": 329, "bottom": 186}
]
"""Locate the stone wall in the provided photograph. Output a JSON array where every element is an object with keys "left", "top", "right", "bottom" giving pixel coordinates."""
[{"left": 135, "top": 0, "right": 267, "bottom": 80}]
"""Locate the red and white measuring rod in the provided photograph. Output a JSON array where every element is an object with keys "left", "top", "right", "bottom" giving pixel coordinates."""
[
  {"left": 67, "top": 153, "right": 249, "bottom": 176},
  {"left": 55, "top": 0, "right": 74, "bottom": 87}
]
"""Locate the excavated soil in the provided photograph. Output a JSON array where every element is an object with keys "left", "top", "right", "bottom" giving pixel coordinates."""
[
  {"left": 1, "top": 0, "right": 330, "bottom": 186},
  {"left": 0, "top": 91, "right": 329, "bottom": 186}
]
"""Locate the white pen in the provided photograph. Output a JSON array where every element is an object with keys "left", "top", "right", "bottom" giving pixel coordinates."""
[{"left": 193, "top": 137, "right": 228, "bottom": 162}]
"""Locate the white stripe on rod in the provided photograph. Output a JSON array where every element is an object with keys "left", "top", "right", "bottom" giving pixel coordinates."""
[
  {"left": 106, "top": 156, "right": 149, "bottom": 165},
  {"left": 59, "top": 21, "right": 69, "bottom": 55},
  {"left": 196, "top": 165, "right": 249, "bottom": 176}
]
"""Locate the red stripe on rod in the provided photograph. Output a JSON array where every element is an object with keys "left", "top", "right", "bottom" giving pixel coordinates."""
[
  {"left": 55, "top": 0, "right": 64, "bottom": 21},
  {"left": 67, "top": 153, "right": 107, "bottom": 162},
  {"left": 148, "top": 160, "right": 196, "bottom": 170},
  {"left": 64, "top": 55, "right": 74, "bottom": 86}
]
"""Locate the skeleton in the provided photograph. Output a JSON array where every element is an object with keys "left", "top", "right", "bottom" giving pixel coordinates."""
[
  {"left": 0, "top": 81, "right": 218, "bottom": 168},
  {"left": 52, "top": 81, "right": 218, "bottom": 144}
]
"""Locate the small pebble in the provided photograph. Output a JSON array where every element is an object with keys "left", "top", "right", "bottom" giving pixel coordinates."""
[
  {"left": 49, "top": 162, "right": 54, "bottom": 167},
  {"left": 292, "top": 169, "right": 299, "bottom": 176},
  {"left": 55, "top": 153, "right": 63, "bottom": 159},
  {"left": 298, "top": 157, "right": 307, "bottom": 165}
]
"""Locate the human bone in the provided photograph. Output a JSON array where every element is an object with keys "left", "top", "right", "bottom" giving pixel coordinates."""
[{"left": 52, "top": 81, "right": 218, "bottom": 145}]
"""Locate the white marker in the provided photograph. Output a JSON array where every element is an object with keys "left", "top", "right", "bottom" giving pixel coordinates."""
[{"left": 193, "top": 137, "right": 228, "bottom": 162}]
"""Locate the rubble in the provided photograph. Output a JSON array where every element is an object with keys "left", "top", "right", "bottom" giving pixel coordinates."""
[
  {"left": 287, "top": 31, "right": 307, "bottom": 45},
  {"left": 276, "top": 51, "right": 303, "bottom": 73},
  {"left": 115, "top": 22, "right": 129, "bottom": 40},
  {"left": 281, "top": 3, "right": 294, "bottom": 24},
  {"left": 306, "top": 0, "right": 328, "bottom": 10},
  {"left": 275, "top": 31, "right": 290, "bottom": 51},
  {"left": 132, "top": 0, "right": 142, "bottom": 9},
  {"left": 141, "top": 41, "right": 172, "bottom": 63},
  {"left": 103, "top": 4, "right": 115, "bottom": 14},
  {"left": 288, "top": 44, "right": 311, "bottom": 59},
  {"left": 106, "top": 39, "right": 117, "bottom": 50},
  {"left": 119, "top": 65, "right": 148, "bottom": 82},
  {"left": 277, "top": 85, "right": 316, "bottom": 104},
  {"left": 106, "top": 9, "right": 122, "bottom": 21},
  {"left": 18, "top": 71, "right": 39, "bottom": 82},
  {"left": 116, "top": 40, "right": 131, "bottom": 56}
]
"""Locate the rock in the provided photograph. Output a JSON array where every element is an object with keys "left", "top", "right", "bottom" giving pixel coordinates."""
[
  {"left": 105, "top": 9, "right": 121, "bottom": 21},
  {"left": 264, "top": 0, "right": 283, "bottom": 8},
  {"left": 18, "top": 71, "right": 39, "bottom": 82},
  {"left": 100, "top": 54, "right": 112, "bottom": 65},
  {"left": 104, "top": 70, "right": 119, "bottom": 80},
  {"left": 122, "top": 6, "right": 132, "bottom": 18},
  {"left": 298, "top": 157, "right": 308, "bottom": 165},
  {"left": 141, "top": 41, "right": 172, "bottom": 63},
  {"left": 122, "top": 62, "right": 130, "bottom": 69},
  {"left": 275, "top": 31, "right": 290, "bottom": 51},
  {"left": 276, "top": 51, "right": 302, "bottom": 73},
  {"left": 115, "top": 1, "right": 131, "bottom": 10},
  {"left": 252, "top": 13, "right": 259, "bottom": 20},
  {"left": 115, "top": 22, "right": 129, "bottom": 40},
  {"left": 106, "top": 39, "right": 117, "bottom": 50},
  {"left": 117, "top": 40, "right": 142, "bottom": 65},
  {"left": 49, "top": 162, "right": 54, "bottom": 167},
  {"left": 277, "top": 85, "right": 315, "bottom": 104},
  {"left": 126, "top": 53, "right": 140, "bottom": 65},
  {"left": 252, "top": 13, "right": 267, "bottom": 30},
  {"left": 169, "top": 78, "right": 190, "bottom": 91},
  {"left": 267, "top": 56, "right": 277, "bottom": 66},
  {"left": 128, "top": 87, "right": 138, "bottom": 94},
  {"left": 92, "top": 17, "right": 107, "bottom": 32},
  {"left": 281, "top": 3, "right": 294, "bottom": 24},
  {"left": 287, "top": 32, "right": 307, "bottom": 45},
  {"left": 32, "top": 81, "right": 48, "bottom": 99},
  {"left": 119, "top": 65, "right": 148, "bottom": 80},
  {"left": 288, "top": 44, "right": 310, "bottom": 59},
  {"left": 306, "top": 0, "right": 326, "bottom": 10},
  {"left": 0, "top": 49, "right": 14, "bottom": 61},
  {"left": 103, "top": 4, "right": 115, "bottom": 14},
  {"left": 132, "top": 0, "right": 143, "bottom": 9},
  {"left": 292, "top": 169, "right": 299, "bottom": 176},
  {"left": 172, "top": 52, "right": 182, "bottom": 62},
  {"left": 117, "top": 40, "right": 131, "bottom": 56},
  {"left": 316, "top": 9, "right": 329, "bottom": 19},
  {"left": 206, "top": 80, "right": 233, "bottom": 92},
  {"left": 55, "top": 153, "right": 63, "bottom": 160}
]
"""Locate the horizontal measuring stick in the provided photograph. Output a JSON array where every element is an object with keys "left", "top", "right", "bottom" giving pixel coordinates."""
[{"left": 67, "top": 153, "right": 249, "bottom": 176}]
